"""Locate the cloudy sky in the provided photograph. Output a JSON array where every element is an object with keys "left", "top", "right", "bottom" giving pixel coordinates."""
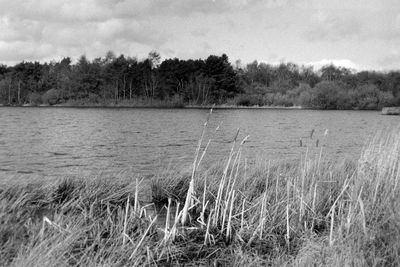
[{"left": 0, "top": 0, "right": 399, "bottom": 70}]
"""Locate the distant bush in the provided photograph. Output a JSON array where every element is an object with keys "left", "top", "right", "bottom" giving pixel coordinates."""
[
  {"left": 234, "top": 80, "right": 397, "bottom": 110},
  {"left": 297, "top": 90, "right": 313, "bottom": 107},
  {"left": 269, "top": 79, "right": 295, "bottom": 94},
  {"left": 261, "top": 93, "right": 275, "bottom": 106},
  {"left": 87, "top": 93, "right": 101, "bottom": 103},
  {"left": 271, "top": 93, "right": 293, "bottom": 106},
  {"left": 293, "top": 81, "right": 355, "bottom": 109},
  {"left": 28, "top": 92, "right": 42, "bottom": 105},
  {"left": 311, "top": 81, "right": 342, "bottom": 109},
  {"left": 41, "top": 89, "right": 61, "bottom": 105},
  {"left": 287, "top": 83, "right": 311, "bottom": 106},
  {"left": 235, "top": 94, "right": 263, "bottom": 106},
  {"left": 168, "top": 94, "right": 185, "bottom": 108},
  {"left": 336, "top": 89, "right": 353, "bottom": 109},
  {"left": 378, "top": 91, "right": 395, "bottom": 108},
  {"left": 349, "top": 84, "right": 386, "bottom": 110}
]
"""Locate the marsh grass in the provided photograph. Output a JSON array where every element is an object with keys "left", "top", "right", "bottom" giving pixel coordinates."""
[{"left": 2, "top": 121, "right": 400, "bottom": 265}]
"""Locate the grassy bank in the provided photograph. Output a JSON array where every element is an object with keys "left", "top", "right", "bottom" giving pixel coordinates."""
[
  {"left": 1, "top": 127, "right": 400, "bottom": 265},
  {"left": 18, "top": 97, "right": 186, "bottom": 109}
]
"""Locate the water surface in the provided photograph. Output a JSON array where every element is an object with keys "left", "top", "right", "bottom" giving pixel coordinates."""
[{"left": 0, "top": 107, "right": 398, "bottom": 180}]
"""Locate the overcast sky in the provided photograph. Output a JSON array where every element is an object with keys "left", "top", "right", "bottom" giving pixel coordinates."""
[{"left": 0, "top": 0, "right": 399, "bottom": 70}]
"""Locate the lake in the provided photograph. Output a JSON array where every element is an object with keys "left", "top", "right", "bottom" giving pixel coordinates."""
[{"left": 0, "top": 107, "right": 398, "bottom": 180}]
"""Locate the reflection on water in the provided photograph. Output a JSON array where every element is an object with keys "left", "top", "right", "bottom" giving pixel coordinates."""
[{"left": 0, "top": 107, "right": 398, "bottom": 180}]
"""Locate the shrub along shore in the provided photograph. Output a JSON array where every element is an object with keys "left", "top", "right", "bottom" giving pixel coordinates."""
[
  {"left": 1, "top": 101, "right": 304, "bottom": 109},
  {"left": 1, "top": 123, "right": 400, "bottom": 265}
]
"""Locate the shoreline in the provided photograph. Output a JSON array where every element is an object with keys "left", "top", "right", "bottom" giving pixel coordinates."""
[
  {"left": 0, "top": 103, "right": 393, "bottom": 112},
  {"left": 0, "top": 103, "right": 304, "bottom": 109}
]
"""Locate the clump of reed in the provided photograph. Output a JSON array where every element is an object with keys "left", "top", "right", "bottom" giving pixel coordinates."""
[
  {"left": 150, "top": 111, "right": 400, "bottom": 265},
  {"left": 0, "top": 177, "right": 158, "bottom": 266},
  {"left": 1, "top": 111, "right": 400, "bottom": 266}
]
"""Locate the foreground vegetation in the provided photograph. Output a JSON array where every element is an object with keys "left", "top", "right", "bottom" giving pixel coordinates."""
[
  {"left": 1, "top": 123, "right": 400, "bottom": 265},
  {"left": 1, "top": 51, "right": 400, "bottom": 109}
]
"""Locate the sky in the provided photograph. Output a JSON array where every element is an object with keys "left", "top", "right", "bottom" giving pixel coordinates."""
[{"left": 0, "top": 0, "right": 399, "bottom": 71}]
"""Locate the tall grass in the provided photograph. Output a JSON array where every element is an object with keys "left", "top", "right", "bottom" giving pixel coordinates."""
[{"left": 1, "top": 123, "right": 400, "bottom": 265}]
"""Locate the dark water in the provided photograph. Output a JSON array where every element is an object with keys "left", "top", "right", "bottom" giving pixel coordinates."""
[{"left": 0, "top": 107, "right": 398, "bottom": 180}]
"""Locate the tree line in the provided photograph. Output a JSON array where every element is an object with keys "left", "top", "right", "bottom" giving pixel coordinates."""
[{"left": 0, "top": 51, "right": 399, "bottom": 109}]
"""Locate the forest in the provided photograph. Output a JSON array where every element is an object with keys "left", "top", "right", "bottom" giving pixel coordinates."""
[{"left": 0, "top": 51, "right": 400, "bottom": 109}]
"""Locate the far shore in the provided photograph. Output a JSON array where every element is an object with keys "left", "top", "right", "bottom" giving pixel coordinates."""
[
  {"left": 0, "top": 103, "right": 304, "bottom": 109},
  {"left": 1, "top": 103, "right": 396, "bottom": 112}
]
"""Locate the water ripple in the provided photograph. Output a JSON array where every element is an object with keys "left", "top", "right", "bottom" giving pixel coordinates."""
[{"left": 0, "top": 107, "right": 398, "bottom": 180}]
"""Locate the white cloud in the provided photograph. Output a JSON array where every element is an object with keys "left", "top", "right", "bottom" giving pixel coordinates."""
[
  {"left": 0, "top": 16, "right": 43, "bottom": 42},
  {"left": 0, "top": 0, "right": 173, "bottom": 64},
  {"left": 0, "top": 0, "right": 398, "bottom": 70},
  {"left": 0, "top": 40, "right": 55, "bottom": 62},
  {"left": 306, "top": 59, "right": 362, "bottom": 71},
  {"left": 377, "top": 51, "right": 400, "bottom": 70},
  {"left": 303, "top": 13, "right": 362, "bottom": 42}
]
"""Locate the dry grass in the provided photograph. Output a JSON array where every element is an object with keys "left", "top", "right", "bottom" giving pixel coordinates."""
[{"left": 1, "top": 118, "right": 400, "bottom": 265}]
